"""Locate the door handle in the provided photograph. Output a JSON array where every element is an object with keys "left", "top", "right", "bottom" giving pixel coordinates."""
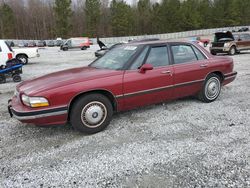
[
  {"left": 161, "top": 70, "right": 172, "bottom": 75},
  {"left": 200, "top": 64, "right": 208, "bottom": 68}
]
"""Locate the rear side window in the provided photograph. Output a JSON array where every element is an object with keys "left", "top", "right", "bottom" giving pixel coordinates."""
[
  {"left": 171, "top": 45, "right": 198, "bottom": 64},
  {"left": 192, "top": 46, "right": 206, "bottom": 60},
  {"left": 146, "top": 46, "right": 169, "bottom": 67}
]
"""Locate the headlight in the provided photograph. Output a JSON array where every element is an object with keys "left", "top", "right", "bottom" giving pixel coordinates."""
[
  {"left": 21, "top": 94, "right": 49, "bottom": 108},
  {"left": 224, "top": 43, "right": 230, "bottom": 47}
]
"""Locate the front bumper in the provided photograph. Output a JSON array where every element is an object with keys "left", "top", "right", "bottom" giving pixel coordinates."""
[
  {"left": 8, "top": 97, "right": 68, "bottom": 126},
  {"left": 210, "top": 47, "right": 230, "bottom": 53}
]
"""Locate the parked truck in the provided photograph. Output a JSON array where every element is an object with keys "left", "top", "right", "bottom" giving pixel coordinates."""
[{"left": 13, "top": 47, "right": 40, "bottom": 64}]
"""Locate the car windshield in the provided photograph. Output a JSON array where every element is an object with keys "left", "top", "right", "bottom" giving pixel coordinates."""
[{"left": 90, "top": 45, "right": 139, "bottom": 70}]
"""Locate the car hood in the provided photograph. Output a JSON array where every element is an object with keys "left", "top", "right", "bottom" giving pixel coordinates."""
[
  {"left": 214, "top": 31, "right": 234, "bottom": 42},
  {"left": 17, "top": 66, "right": 121, "bottom": 95}
]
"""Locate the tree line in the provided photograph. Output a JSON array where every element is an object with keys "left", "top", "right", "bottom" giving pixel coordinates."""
[{"left": 0, "top": 0, "right": 250, "bottom": 40}]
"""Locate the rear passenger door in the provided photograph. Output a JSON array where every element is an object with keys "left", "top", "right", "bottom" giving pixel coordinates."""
[
  {"left": 238, "top": 34, "right": 250, "bottom": 50},
  {"left": 170, "top": 43, "right": 210, "bottom": 98}
]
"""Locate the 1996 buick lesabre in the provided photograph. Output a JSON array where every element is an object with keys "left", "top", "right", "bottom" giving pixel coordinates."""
[{"left": 8, "top": 41, "right": 237, "bottom": 134}]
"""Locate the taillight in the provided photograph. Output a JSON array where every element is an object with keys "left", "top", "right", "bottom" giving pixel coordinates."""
[{"left": 8, "top": 53, "right": 13, "bottom": 60}]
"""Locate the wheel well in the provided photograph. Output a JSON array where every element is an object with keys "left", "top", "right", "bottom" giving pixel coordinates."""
[
  {"left": 67, "top": 90, "right": 117, "bottom": 121},
  {"left": 16, "top": 53, "right": 28, "bottom": 58},
  {"left": 209, "top": 71, "right": 224, "bottom": 82},
  {"left": 230, "top": 45, "right": 236, "bottom": 49}
]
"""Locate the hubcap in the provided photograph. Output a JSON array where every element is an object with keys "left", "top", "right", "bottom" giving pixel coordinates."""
[
  {"left": 20, "top": 57, "right": 27, "bottom": 63},
  {"left": 81, "top": 101, "right": 107, "bottom": 128},
  {"left": 230, "top": 47, "right": 235, "bottom": 55},
  {"left": 205, "top": 77, "right": 220, "bottom": 100}
]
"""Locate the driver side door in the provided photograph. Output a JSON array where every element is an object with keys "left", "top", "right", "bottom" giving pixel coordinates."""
[{"left": 122, "top": 45, "right": 174, "bottom": 110}]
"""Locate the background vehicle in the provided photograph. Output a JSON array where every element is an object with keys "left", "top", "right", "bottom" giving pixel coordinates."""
[
  {"left": 9, "top": 41, "right": 237, "bottom": 134},
  {"left": 210, "top": 31, "right": 250, "bottom": 55},
  {"left": 47, "top": 40, "right": 55, "bottom": 47},
  {"left": 13, "top": 48, "right": 40, "bottom": 64},
  {"left": 6, "top": 41, "right": 15, "bottom": 47},
  {"left": 28, "top": 41, "right": 36, "bottom": 47},
  {"left": 0, "top": 59, "right": 23, "bottom": 84},
  {"left": 95, "top": 43, "right": 123, "bottom": 57},
  {"left": 37, "top": 40, "right": 46, "bottom": 47},
  {"left": 95, "top": 38, "right": 159, "bottom": 57},
  {"left": 238, "top": 27, "right": 249, "bottom": 32},
  {"left": 55, "top": 38, "right": 63, "bottom": 46},
  {"left": 189, "top": 37, "right": 210, "bottom": 47},
  {"left": 60, "top": 37, "right": 90, "bottom": 51},
  {"left": 0, "top": 40, "right": 14, "bottom": 65}
]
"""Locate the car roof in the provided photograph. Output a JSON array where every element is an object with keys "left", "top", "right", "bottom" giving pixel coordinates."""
[{"left": 123, "top": 39, "right": 193, "bottom": 46}]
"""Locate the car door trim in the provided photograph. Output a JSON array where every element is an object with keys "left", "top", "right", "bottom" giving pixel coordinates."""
[{"left": 116, "top": 79, "right": 204, "bottom": 99}]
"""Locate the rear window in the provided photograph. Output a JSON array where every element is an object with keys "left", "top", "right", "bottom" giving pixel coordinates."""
[{"left": 5, "top": 41, "right": 13, "bottom": 52}]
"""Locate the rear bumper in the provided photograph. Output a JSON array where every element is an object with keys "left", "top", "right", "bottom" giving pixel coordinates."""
[
  {"left": 8, "top": 97, "right": 68, "bottom": 126},
  {"left": 223, "top": 71, "right": 237, "bottom": 85}
]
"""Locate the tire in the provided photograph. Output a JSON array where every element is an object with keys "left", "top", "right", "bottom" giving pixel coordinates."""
[
  {"left": 81, "top": 46, "right": 87, "bottom": 50},
  {"left": 16, "top": 54, "right": 28, "bottom": 65},
  {"left": 12, "top": 74, "right": 21, "bottom": 82},
  {"left": 0, "top": 75, "right": 6, "bottom": 84},
  {"left": 63, "top": 47, "right": 68, "bottom": 51},
  {"left": 229, "top": 46, "right": 236, "bottom": 55},
  {"left": 70, "top": 94, "right": 113, "bottom": 134},
  {"left": 198, "top": 73, "right": 221, "bottom": 103},
  {"left": 210, "top": 50, "right": 217, "bottom": 55}
]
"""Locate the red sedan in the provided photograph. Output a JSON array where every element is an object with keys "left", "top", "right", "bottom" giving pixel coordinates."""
[{"left": 8, "top": 41, "right": 237, "bottom": 134}]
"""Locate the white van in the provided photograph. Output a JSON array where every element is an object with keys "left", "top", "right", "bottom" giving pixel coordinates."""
[
  {"left": 60, "top": 37, "right": 90, "bottom": 51},
  {"left": 0, "top": 40, "right": 14, "bottom": 65}
]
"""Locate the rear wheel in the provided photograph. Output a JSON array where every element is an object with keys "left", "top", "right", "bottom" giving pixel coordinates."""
[
  {"left": 198, "top": 73, "right": 221, "bottom": 103},
  {"left": 16, "top": 54, "right": 28, "bottom": 64},
  {"left": 229, "top": 46, "right": 236, "bottom": 55},
  {"left": 12, "top": 74, "right": 21, "bottom": 82},
  {"left": 81, "top": 46, "right": 87, "bottom": 50},
  {"left": 70, "top": 94, "right": 113, "bottom": 134},
  {"left": 63, "top": 47, "right": 68, "bottom": 51}
]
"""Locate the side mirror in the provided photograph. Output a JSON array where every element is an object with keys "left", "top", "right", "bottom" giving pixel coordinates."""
[{"left": 139, "top": 63, "right": 153, "bottom": 73}]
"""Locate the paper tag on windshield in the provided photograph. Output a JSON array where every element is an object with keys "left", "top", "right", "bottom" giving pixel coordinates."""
[{"left": 124, "top": 46, "right": 137, "bottom": 50}]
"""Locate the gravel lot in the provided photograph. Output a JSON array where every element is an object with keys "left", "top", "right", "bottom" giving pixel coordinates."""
[{"left": 0, "top": 45, "right": 249, "bottom": 187}]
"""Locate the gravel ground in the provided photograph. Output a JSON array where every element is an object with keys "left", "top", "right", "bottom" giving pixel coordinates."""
[{"left": 0, "top": 46, "right": 249, "bottom": 188}]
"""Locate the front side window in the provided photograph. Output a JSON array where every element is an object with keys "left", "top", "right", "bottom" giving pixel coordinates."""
[
  {"left": 171, "top": 45, "right": 198, "bottom": 64},
  {"left": 130, "top": 46, "right": 149, "bottom": 70},
  {"left": 90, "top": 45, "right": 139, "bottom": 70},
  {"left": 145, "top": 46, "right": 169, "bottom": 67}
]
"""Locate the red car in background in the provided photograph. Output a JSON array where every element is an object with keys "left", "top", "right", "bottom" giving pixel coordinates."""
[{"left": 8, "top": 41, "right": 237, "bottom": 134}]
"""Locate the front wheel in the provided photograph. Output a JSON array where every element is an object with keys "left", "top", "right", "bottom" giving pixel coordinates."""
[
  {"left": 70, "top": 94, "right": 113, "bottom": 134},
  {"left": 81, "top": 46, "right": 87, "bottom": 50},
  {"left": 198, "top": 74, "right": 221, "bottom": 103},
  {"left": 229, "top": 46, "right": 236, "bottom": 55}
]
